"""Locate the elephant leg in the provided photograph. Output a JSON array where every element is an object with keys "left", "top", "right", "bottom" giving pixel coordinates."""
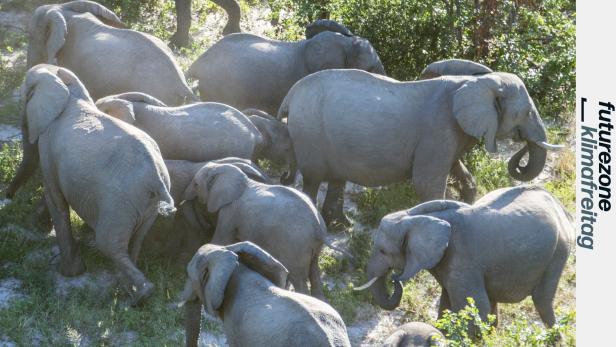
[
  {"left": 437, "top": 287, "right": 451, "bottom": 319},
  {"left": 170, "top": 0, "right": 192, "bottom": 48},
  {"left": 450, "top": 160, "right": 477, "bottom": 203},
  {"left": 185, "top": 299, "right": 202, "bottom": 347},
  {"left": 44, "top": 183, "right": 85, "bottom": 277},
  {"left": 490, "top": 302, "right": 499, "bottom": 327},
  {"left": 5, "top": 134, "right": 38, "bottom": 199},
  {"left": 412, "top": 158, "right": 450, "bottom": 202},
  {"left": 289, "top": 272, "right": 310, "bottom": 295},
  {"left": 448, "top": 280, "right": 491, "bottom": 338},
  {"left": 531, "top": 246, "right": 568, "bottom": 327},
  {"left": 95, "top": 218, "right": 153, "bottom": 306},
  {"left": 129, "top": 210, "right": 159, "bottom": 263},
  {"left": 309, "top": 252, "right": 325, "bottom": 300},
  {"left": 210, "top": 209, "right": 237, "bottom": 245},
  {"left": 322, "top": 180, "right": 350, "bottom": 229},
  {"left": 302, "top": 176, "right": 320, "bottom": 204}
]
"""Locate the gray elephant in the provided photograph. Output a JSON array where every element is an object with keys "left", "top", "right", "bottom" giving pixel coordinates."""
[
  {"left": 419, "top": 58, "right": 494, "bottom": 79},
  {"left": 356, "top": 186, "right": 572, "bottom": 329},
  {"left": 382, "top": 322, "right": 445, "bottom": 347},
  {"left": 27, "top": 1, "right": 194, "bottom": 105},
  {"left": 183, "top": 162, "right": 350, "bottom": 298},
  {"left": 187, "top": 20, "right": 385, "bottom": 115},
  {"left": 154, "top": 157, "right": 271, "bottom": 261},
  {"left": 95, "top": 93, "right": 293, "bottom": 171},
  {"left": 179, "top": 241, "right": 351, "bottom": 347},
  {"left": 170, "top": 0, "right": 240, "bottom": 48},
  {"left": 13, "top": 65, "right": 174, "bottom": 305},
  {"left": 279, "top": 67, "right": 563, "bottom": 226}
]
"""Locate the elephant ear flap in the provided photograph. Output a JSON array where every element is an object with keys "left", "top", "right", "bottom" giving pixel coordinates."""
[
  {"left": 229, "top": 161, "right": 271, "bottom": 184},
  {"left": 206, "top": 165, "right": 247, "bottom": 213},
  {"left": 226, "top": 241, "right": 289, "bottom": 289},
  {"left": 44, "top": 9, "right": 67, "bottom": 65},
  {"left": 203, "top": 249, "right": 238, "bottom": 317},
  {"left": 24, "top": 68, "right": 70, "bottom": 144},
  {"left": 399, "top": 216, "right": 451, "bottom": 281},
  {"left": 95, "top": 97, "right": 136, "bottom": 124},
  {"left": 453, "top": 76, "right": 503, "bottom": 153},
  {"left": 305, "top": 35, "right": 346, "bottom": 73}
]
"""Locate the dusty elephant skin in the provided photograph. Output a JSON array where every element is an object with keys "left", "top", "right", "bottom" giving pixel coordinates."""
[
  {"left": 182, "top": 162, "right": 350, "bottom": 298},
  {"left": 10, "top": 64, "right": 175, "bottom": 306},
  {"left": 170, "top": 0, "right": 240, "bottom": 48},
  {"left": 280, "top": 67, "right": 563, "bottom": 226},
  {"left": 26, "top": 1, "right": 195, "bottom": 105},
  {"left": 179, "top": 242, "right": 351, "bottom": 347},
  {"left": 360, "top": 186, "right": 572, "bottom": 330},
  {"left": 382, "top": 322, "right": 445, "bottom": 347},
  {"left": 187, "top": 20, "right": 385, "bottom": 115}
]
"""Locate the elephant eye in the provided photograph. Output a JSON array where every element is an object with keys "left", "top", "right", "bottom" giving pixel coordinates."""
[{"left": 379, "top": 248, "right": 386, "bottom": 255}]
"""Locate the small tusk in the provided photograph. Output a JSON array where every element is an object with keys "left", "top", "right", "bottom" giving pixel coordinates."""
[
  {"left": 354, "top": 277, "right": 378, "bottom": 291},
  {"left": 537, "top": 141, "right": 566, "bottom": 151}
]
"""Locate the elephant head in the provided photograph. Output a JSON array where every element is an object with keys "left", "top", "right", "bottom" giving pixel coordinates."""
[
  {"left": 26, "top": 1, "right": 124, "bottom": 68},
  {"left": 359, "top": 211, "right": 451, "bottom": 310},
  {"left": 243, "top": 108, "right": 295, "bottom": 183},
  {"left": 210, "top": 157, "right": 272, "bottom": 184},
  {"left": 179, "top": 241, "right": 288, "bottom": 346},
  {"left": 419, "top": 59, "right": 493, "bottom": 79},
  {"left": 95, "top": 92, "right": 168, "bottom": 124},
  {"left": 304, "top": 20, "right": 385, "bottom": 75},
  {"left": 452, "top": 72, "right": 563, "bottom": 181},
  {"left": 183, "top": 163, "right": 248, "bottom": 213}
]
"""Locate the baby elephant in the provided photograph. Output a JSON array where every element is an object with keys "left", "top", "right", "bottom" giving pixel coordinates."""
[
  {"left": 183, "top": 162, "right": 348, "bottom": 298},
  {"left": 179, "top": 241, "right": 351, "bottom": 347},
  {"left": 382, "top": 322, "right": 445, "bottom": 347},
  {"left": 358, "top": 186, "right": 572, "bottom": 328},
  {"left": 95, "top": 93, "right": 293, "bottom": 170}
]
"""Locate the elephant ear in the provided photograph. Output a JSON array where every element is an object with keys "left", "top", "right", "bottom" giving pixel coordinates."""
[
  {"left": 453, "top": 75, "right": 504, "bottom": 153},
  {"left": 23, "top": 67, "right": 70, "bottom": 144},
  {"left": 203, "top": 164, "right": 248, "bottom": 213},
  {"left": 398, "top": 216, "right": 451, "bottom": 281},
  {"left": 230, "top": 162, "right": 271, "bottom": 184},
  {"left": 305, "top": 33, "right": 347, "bottom": 73},
  {"left": 203, "top": 247, "right": 239, "bottom": 316},
  {"left": 226, "top": 241, "right": 289, "bottom": 289},
  {"left": 43, "top": 9, "right": 68, "bottom": 65},
  {"left": 62, "top": 1, "right": 125, "bottom": 28},
  {"left": 95, "top": 97, "right": 136, "bottom": 124}
]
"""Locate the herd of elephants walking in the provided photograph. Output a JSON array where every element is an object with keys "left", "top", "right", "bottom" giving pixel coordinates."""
[{"left": 3, "top": 1, "right": 573, "bottom": 346}]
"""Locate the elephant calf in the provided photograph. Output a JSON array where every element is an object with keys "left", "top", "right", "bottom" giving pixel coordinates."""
[
  {"left": 359, "top": 186, "right": 572, "bottom": 328},
  {"left": 95, "top": 93, "right": 293, "bottom": 174},
  {"left": 183, "top": 162, "right": 349, "bottom": 298},
  {"left": 12, "top": 65, "right": 175, "bottom": 305},
  {"left": 382, "top": 322, "right": 445, "bottom": 347},
  {"left": 179, "top": 242, "right": 351, "bottom": 347}
]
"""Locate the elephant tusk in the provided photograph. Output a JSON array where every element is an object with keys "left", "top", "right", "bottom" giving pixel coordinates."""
[
  {"left": 353, "top": 277, "right": 379, "bottom": 291},
  {"left": 537, "top": 141, "right": 566, "bottom": 151}
]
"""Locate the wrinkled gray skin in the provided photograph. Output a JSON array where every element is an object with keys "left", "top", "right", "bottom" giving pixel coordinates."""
[
  {"left": 95, "top": 93, "right": 293, "bottom": 169},
  {"left": 14, "top": 65, "right": 174, "bottom": 306},
  {"left": 187, "top": 20, "right": 385, "bottom": 115},
  {"left": 362, "top": 186, "right": 572, "bottom": 330},
  {"left": 382, "top": 322, "right": 445, "bottom": 347},
  {"left": 170, "top": 0, "right": 240, "bottom": 48},
  {"left": 183, "top": 162, "right": 344, "bottom": 298},
  {"left": 280, "top": 68, "right": 562, "bottom": 226},
  {"left": 179, "top": 242, "right": 351, "bottom": 347},
  {"left": 158, "top": 158, "right": 271, "bottom": 262},
  {"left": 27, "top": 1, "right": 194, "bottom": 105}
]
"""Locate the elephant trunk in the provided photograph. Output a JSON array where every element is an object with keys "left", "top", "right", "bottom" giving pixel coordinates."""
[
  {"left": 280, "top": 150, "right": 296, "bottom": 185},
  {"left": 507, "top": 141, "right": 547, "bottom": 182},
  {"left": 6, "top": 101, "right": 39, "bottom": 198},
  {"left": 369, "top": 274, "right": 403, "bottom": 310},
  {"left": 184, "top": 300, "right": 202, "bottom": 347},
  {"left": 212, "top": 0, "right": 241, "bottom": 35}
]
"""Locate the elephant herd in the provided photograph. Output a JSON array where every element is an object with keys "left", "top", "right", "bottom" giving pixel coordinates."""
[{"left": 3, "top": 1, "right": 574, "bottom": 346}]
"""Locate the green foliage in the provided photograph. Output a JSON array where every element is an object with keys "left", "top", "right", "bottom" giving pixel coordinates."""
[
  {"left": 463, "top": 147, "right": 512, "bottom": 195},
  {"left": 355, "top": 183, "right": 420, "bottom": 226},
  {"left": 435, "top": 298, "right": 496, "bottom": 346}
]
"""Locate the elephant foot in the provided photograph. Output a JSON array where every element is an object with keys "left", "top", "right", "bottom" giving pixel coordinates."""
[
  {"left": 58, "top": 256, "right": 86, "bottom": 277},
  {"left": 130, "top": 281, "right": 155, "bottom": 307},
  {"left": 169, "top": 32, "right": 191, "bottom": 49}
]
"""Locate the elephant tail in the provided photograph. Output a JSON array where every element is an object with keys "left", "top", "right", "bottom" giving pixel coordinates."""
[
  {"left": 277, "top": 92, "right": 290, "bottom": 121},
  {"left": 156, "top": 185, "right": 176, "bottom": 217}
]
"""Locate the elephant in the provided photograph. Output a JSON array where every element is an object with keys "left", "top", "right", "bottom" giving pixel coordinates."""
[
  {"left": 170, "top": 0, "right": 240, "bottom": 48},
  {"left": 419, "top": 58, "right": 494, "bottom": 79},
  {"left": 95, "top": 93, "right": 293, "bottom": 172},
  {"left": 187, "top": 20, "right": 385, "bottom": 115},
  {"left": 178, "top": 241, "right": 352, "bottom": 347},
  {"left": 382, "top": 322, "right": 445, "bottom": 347},
  {"left": 27, "top": 1, "right": 195, "bottom": 105},
  {"left": 356, "top": 186, "right": 573, "bottom": 330},
  {"left": 12, "top": 64, "right": 175, "bottom": 305},
  {"left": 152, "top": 157, "right": 271, "bottom": 262},
  {"left": 278, "top": 67, "right": 564, "bottom": 226},
  {"left": 183, "top": 162, "right": 351, "bottom": 298}
]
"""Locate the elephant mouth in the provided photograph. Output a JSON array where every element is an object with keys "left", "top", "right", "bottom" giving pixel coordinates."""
[{"left": 360, "top": 268, "right": 404, "bottom": 310}]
